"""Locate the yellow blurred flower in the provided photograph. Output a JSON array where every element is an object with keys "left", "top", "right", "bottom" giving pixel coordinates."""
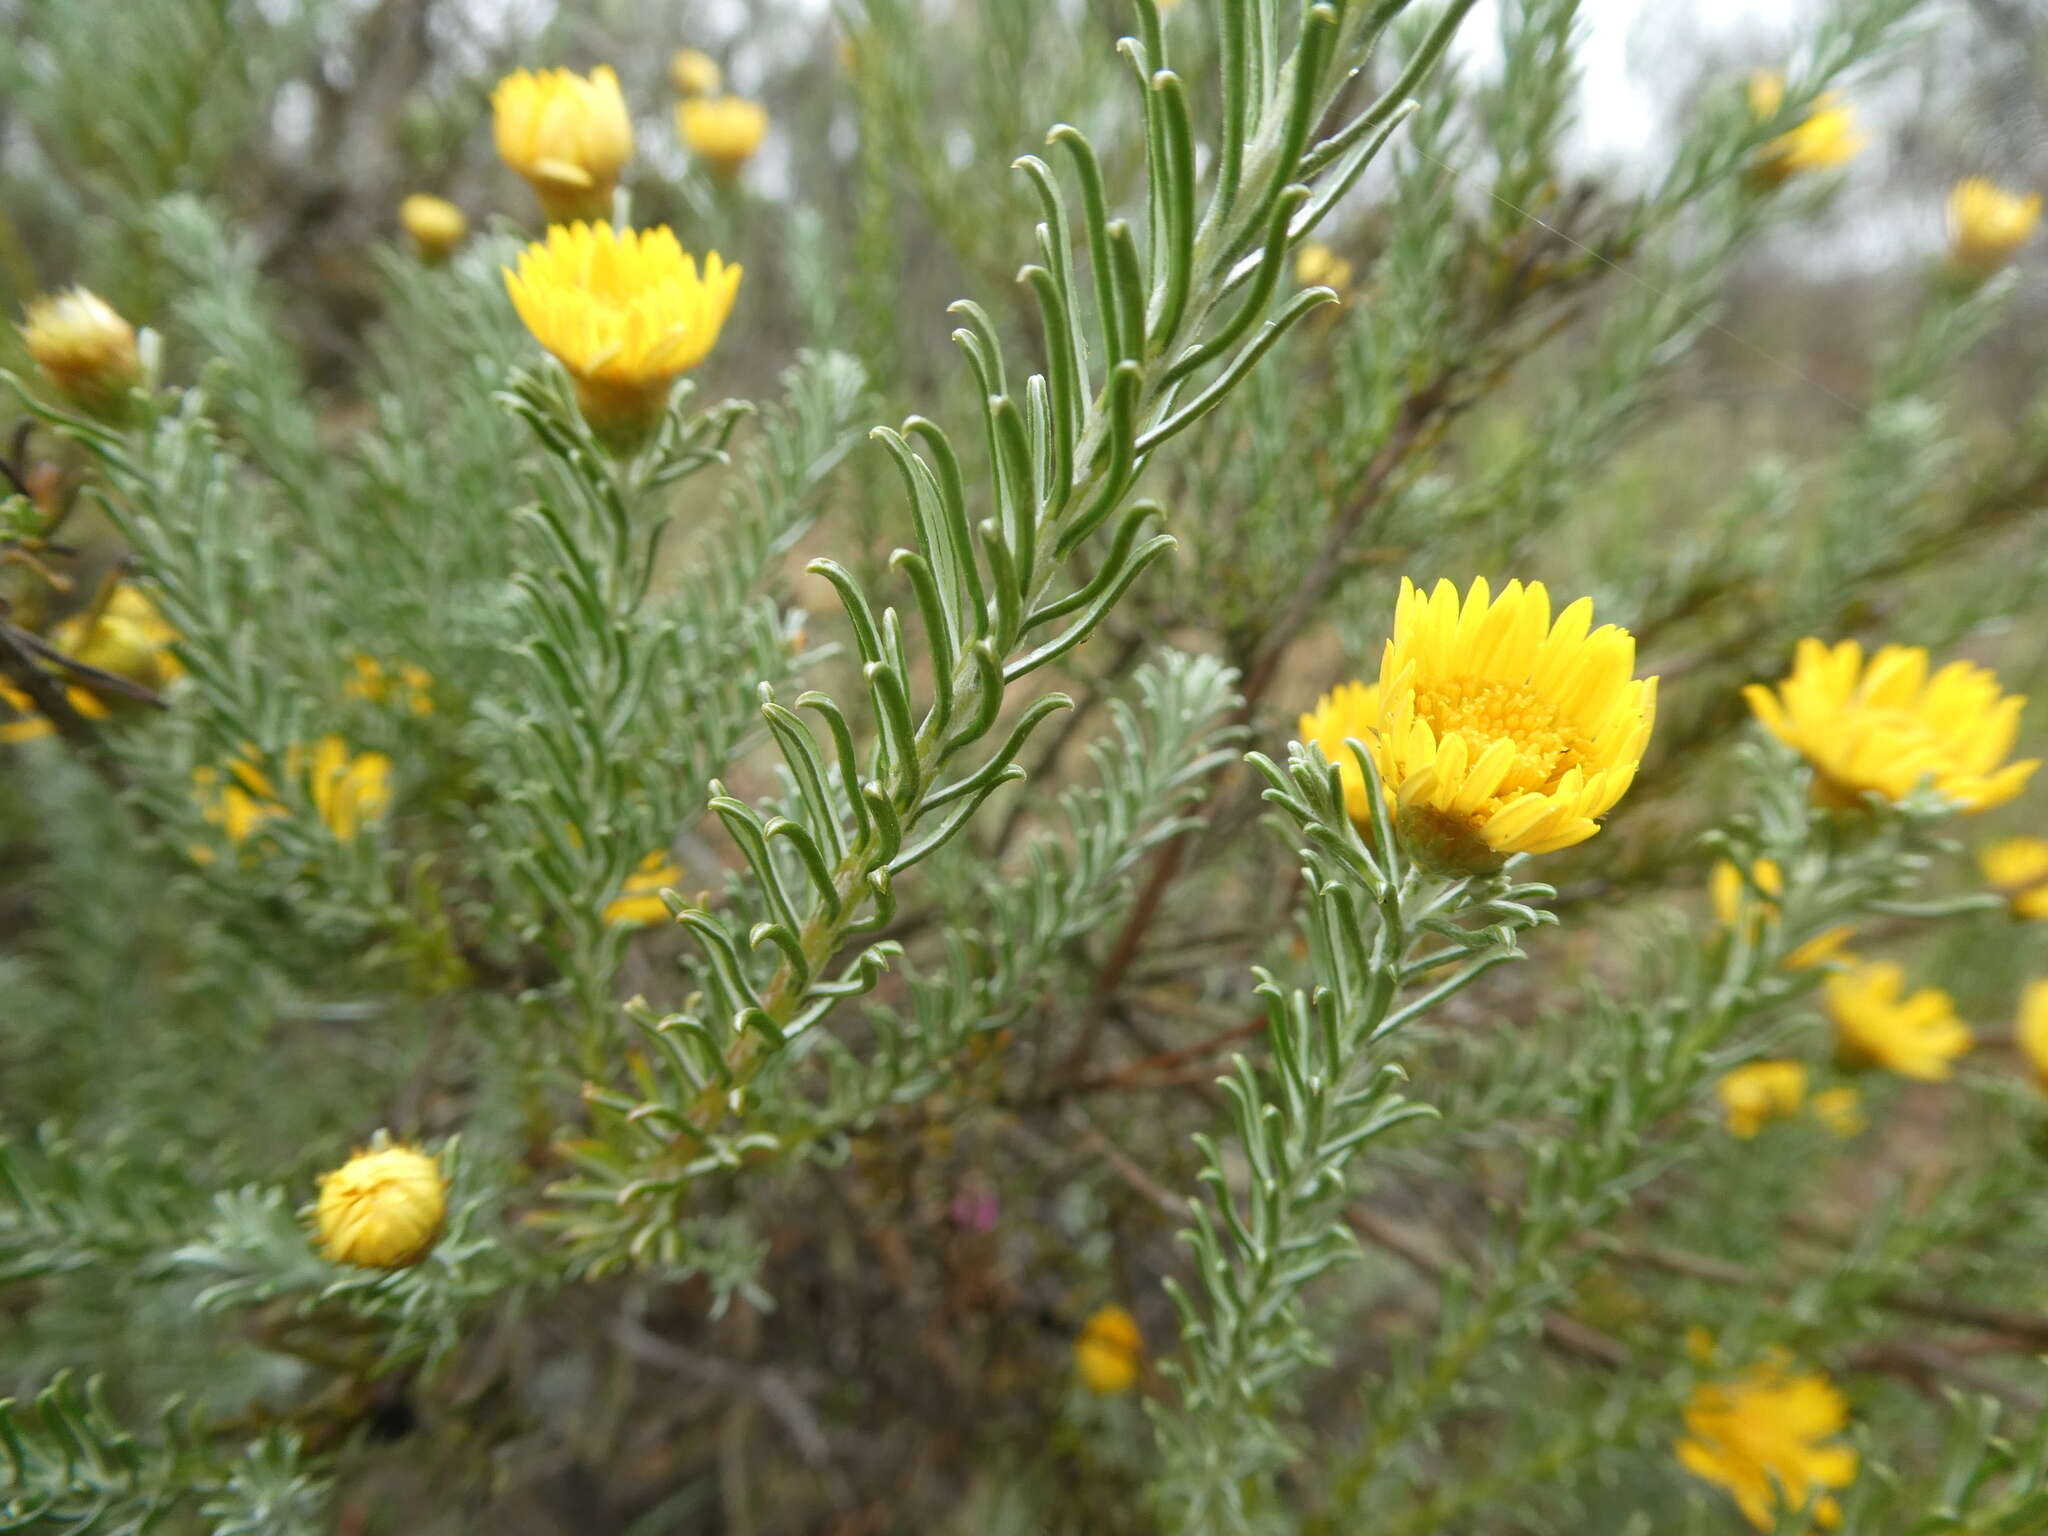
[
  {"left": 604, "top": 850, "right": 683, "bottom": 927},
  {"left": 399, "top": 194, "right": 467, "bottom": 264},
  {"left": 670, "top": 48, "right": 722, "bottom": 98},
  {"left": 1811, "top": 1085, "right": 1866, "bottom": 1138},
  {"left": 19, "top": 287, "right": 140, "bottom": 414},
  {"left": 505, "top": 221, "right": 742, "bottom": 447},
  {"left": 0, "top": 679, "right": 50, "bottom": 744},
  {"left": 1981, "top": 838, "right": 2048, "bottom": 920},
  {"left": 1748, "top": 71, "right": 1863, "bottom": 184},
  {"left": 1828, "top": 960, "right": 1971, "bottom": 1081},
  {"left": 314, "top": 1142, "right": 447, "bottom": 1270},
  {"left": 492, "top": 65, "right": 634, "bottom": 224},
  {"left": 1362, "top": 577, "right": 1658, "bottom": 871},
  {"left": 193, "top": 755, "right": 286, "bottom": 850},
  {"left": 302, "top": 735, "right": 393, "bottom": 842},
  {"left": 2017, "top": 980, "right": 2048, "bottom": 1094},
  {"left": 1785, "top": 925, "right": 1855, "bottom": 972},
  {"left": 2, "top": 586, "right": 183, "bottom": 742},
  {"left": 1710, "top": 856, "right": 1783, "bottom": 933},
  {"left": 1745, "top": 639, "right": 2036, "bottom": 814},
  {"left": 344, "top": 653, "right": 434, "bottom": 717},
  {"left": 1948, "top": 177, "right": 2040, "bottom": 277},
  {"left": 1294, "top": 241, "right": 1353, "bottom": 296},
  {"left": 1075, "top": 1304, "right": 1142, "bottom": 1395},
  {"left": 1298, "top": 680, "right": 1381, "bottom": 828},
  {"left": 1718, "top": 1060, "right": 1807, "bottom": 1139},
  {"left": 1676, "top": 1353, "right": 1856, "bottom": 1530},
  {"left": 677, "top": 96, "right": 769, "bottom": 179}
]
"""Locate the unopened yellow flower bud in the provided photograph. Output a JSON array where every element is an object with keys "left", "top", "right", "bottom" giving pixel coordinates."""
[
  {"left": 1947, "top": 177, "right": 2040, "bottom": 279},
  {"left": 1747, "top": 71, "right": 1863, "bottom": 185},
  {"left": 670, "top": 48, "right": 722, "bottom": 98},
  {"left": 677, "top": 96, "right": 769, "bottom": 180},
  {"left": 492, "top": 65, "right": 634, "bottom": 225},
  {"left": 400, "top": 194, "right": 468, "bottom": 264},
  {"left": 314, "top": 1142, "right": 447, "bottom": 1269},
  {"left": 1075, "top": 1304, "right": 1142, "bottom": 1395},
  {"left": 20, "top": 288, "right": 141, "bottom": 416}
]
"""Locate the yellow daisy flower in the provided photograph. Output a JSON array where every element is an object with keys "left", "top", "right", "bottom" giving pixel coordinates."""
[
  {"left": 19, "top": 287, "right": 140, "bottom": 414},
  {"left": 677, "top": 96, "right": 769, "bottom": 178},
  {"left": 1948, "top": 177, "right": 2040, "bottom": 277},
  {"left": 1364, "top": 577, "right": 1658, "bottom": 870},
  {"left": 301, "top": 735, "right": 393, "bottom": 843},
  {"left": 1744, "top": 639, "right": 2036, "bottom": 814},
  {"left": 1827, "top": 960, "right": 1971, "bottom": 1080},
  {"left": 1075, "top": 1304, "right": 1143, "bottom": 1395},
  {"left": 1718, "top": 1060, "right": 1807, "bottom": 1139},
  {"left": 1711, "top": 857, "right": 1784, "bottom": 934},
  {"left": 669, "top": 48, "right": 722, "bottom": 98},
  {"left": 193, "top": 755, "right": 286, "bottom": 849},
  {"left": 2017, "top": 979, "right": 2048, "bottom": 1094},
  {"left": 1298, "top": 680, "right": 1381, "bottom": 828},
  {"left": 1677, "top": 1353, "right": 1856, "bottom": 1530},
  {"left": 399, "top": 194, "right": 467, "bottom": 264},
  {"left": 1811, "top": 1085, "right": 1866, "bottom": 1138},
  {"left": 604, "top": 850, "right": 683, "bottom": 928},
  {"left": 492, "top": 65, "right": 634, "bottom": 224},
  {"left": 1748, "top": 71, "right": 1864, "bottom": 184},
  {"left": 314, "top": 1142, "right": 447, "bottom": 1270},
  {"left": 1980, "top": 838, "right": 2048, "bottom": 920},
  {"left": 504, "top": 221, "right": 742, "bottom": 447}
]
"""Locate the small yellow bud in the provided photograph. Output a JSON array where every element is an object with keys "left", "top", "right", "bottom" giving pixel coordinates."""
[
  {"left": 1947, "top": 177, "right": 2040, "bottom": 279},
  {"left": 677, "top": 96, "right": 769, "bottom": 180},
  {"left": 314, "top": 1142, "right": 447, "bottom": 1269},
  {"left": 1075, "top": 1304, "right": 1142, "bottom": 1395},
  {"left": 670, "top": 48, "right": 722, "bottom": 98},
  {"left": 1747, "top": 71, "right": 1863, "bottom": 185},
  {"left": 492, "top": 65, "right": 635, "bottom": 224},
  {"left": 1294, "top": 241, "right": 1353, "bottom": 296},
  {"left": 20, "top": 288, "right": 141, "bottom": 415},
  {"left": 400, "top": 194, "right": 468, "bottom": 264}
]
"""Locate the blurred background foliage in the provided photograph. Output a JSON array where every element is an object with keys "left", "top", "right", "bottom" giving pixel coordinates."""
[{"left": 1, "top": 0, "right": 2047, "bottom": 1531}]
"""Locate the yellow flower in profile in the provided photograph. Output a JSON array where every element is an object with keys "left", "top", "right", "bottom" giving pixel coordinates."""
[
  {"left": 19, "top": 288, "right": 141, "bottom": 414},
  {"left": 604, "top": 850, "right": 683, "bottom": 927},
  {"left": 492, "top": 65, "right": 634, "bottom": 224},
  {"left": 1748, "top": 71, "right": 1864, "bottom": 184},
  {"left": 399, "top": 194, "right": 467, "bottom": 264},
  {"left": 1981, "top": 838, "right": 2048, "bottom": 920},
  {"left": 1745, "top": 640, "right": 2036, "bottom": 814},
  {"left": 1677, "top": 1354, "right": 1856, "bottom": 1530},
  {"left": 1075, "top": 1304, "right": 1142, "bottom": 1395},
  {"left": 1827, "top": 960, "right": 1971, "bottom": 1080},
  {"left": 677, "top": 96, "right": 769, "bottom": 179},
  {"left": 1294, "top": 241, "right": 1354, "bottom": 297},
  {"left": 1366, "top": 577, "right": 1658, "bottom": 871},
  {"left": 1298, "top": 680, "right": 1381, "bottom": 827},
  {"left": 505, "top": 221, "right": 742, "bottom": 447},
  {"left": 1718, "top": 1060, "right": 1807, "bottom": 1139},
  {"left": 302, "top": 735, "right": 393, "bottom": 842},
  {"left": 1948, "top": 177, "right": 2040, "bottom": 277},
  {"left": 314, "top": 1142, "right": 447, "bottom": 1270},
  {"left": 1811, "top": 1085, "right": 1866, "bottom": 1138},
  {"left": 670, "top": 48, "right": 722, "bottom": 98},
  {"left": 2017, "top": 980, "right": 2048, "bottom": 1093}
]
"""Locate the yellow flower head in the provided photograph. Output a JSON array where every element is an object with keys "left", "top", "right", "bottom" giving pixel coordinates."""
[
  {"left": 1075, "top": 1304, "right": 1142, "bottom": 1395},
  {"left": 345, "top": 653, "right": 435, "bottom": 716},
  {"left": 302, "top": 735, "right": 393, "bottom": 842},
  {"left": 1294, "top": 241, "right": 1354, "bottom": 297},
  {"left": 1718, "top": 1060, "right": 1807, "bottom": 1139},
  {"left": 670, "top": 48, "right": 722, "bottom": 98},
  {"left": 1745, "top": 640, "right": 2036, "bottom": 814},
  {"left": 1948, "top": 177, "right": 2040, "bottom": 277},
  {"left": 604, "top": 850, "right": 683, "bottom": 927},
  {"left": 1366, "top": 577, "right": 1658, "bottom": 870},
  {"left": 1811, "top": 1085, "right": 1866, "bottom": 1138},
  {"left": 1785, "top": 925, "right": 1856, "bottom": 973},
  {"left": 1748, "top": 72, "right": 1864, "bottom": 184},
  {"left": 314, "top": 1142, "right": 447, "bottom": 1270},
  {"left": 1298, "top": 680, "right": 1381, "bottom": 828},
  {"left": 492, "top": 65, "right": 634, "bottom": 224},
  {"left": 1677, "top": 1354, "right": 1856, "bottom": 1531},
  {"left": 193, "top": 756, "right": 286, "bottom": 849},
  {"left": 49, "top": 585, "right": 184, "bottom": 695},
  {"left": 677, "top": 96, "right": 769, "bottom": 178},
  {"left": 399, "top": 194, "right": 468, "bottom": 264},
  {"left": 1827, "top": 960, "right": 1971, "bottom": 1080},
  {"left": 1981, "top": 838, "right": 2048, "bottom": 920},
  {"left": 2017, "top": 979, "right": 2048, "bottom": 1094},
  {"left": 20, "top": 287, "right": 141, "bottom": 412},
  {"left": 505, "top": 221, "right": 742, "bottom": 446},
  {"left": 1711, "top": 857, "right": 1784, "bottom": 933}
]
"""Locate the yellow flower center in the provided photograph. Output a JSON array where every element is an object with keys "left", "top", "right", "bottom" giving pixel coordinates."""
[{"left": 1413, "top": 678, "right": 1590, "bottom": 801}]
